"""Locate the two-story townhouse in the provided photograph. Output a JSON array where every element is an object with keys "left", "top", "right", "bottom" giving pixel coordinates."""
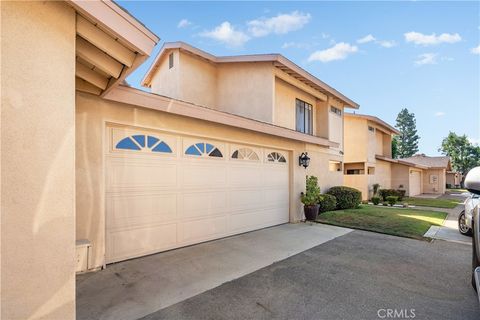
[
  {"left": 343, "top": 113, "right": 427, "bottom": 200},
  {"left": 73, "top": 41, "right": 359, "bottom": 270}
]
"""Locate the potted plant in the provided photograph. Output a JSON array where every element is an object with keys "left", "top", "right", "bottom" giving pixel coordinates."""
[{"left": 301, "top": 176, "right": 321, "bottom": 221}]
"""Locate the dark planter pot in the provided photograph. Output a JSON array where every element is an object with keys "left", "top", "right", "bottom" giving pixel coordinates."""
[{"left": 304, "top": 204, "right": 320, "bottom": 221}]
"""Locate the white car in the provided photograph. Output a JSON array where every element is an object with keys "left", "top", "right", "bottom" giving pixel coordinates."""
[{"left": 459, "top": 193, "right": 480, "bottom": 236}]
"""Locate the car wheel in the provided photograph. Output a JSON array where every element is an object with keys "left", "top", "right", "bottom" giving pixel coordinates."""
[{"left": 458, "top": 211, "right": 472, "bottom": 236}]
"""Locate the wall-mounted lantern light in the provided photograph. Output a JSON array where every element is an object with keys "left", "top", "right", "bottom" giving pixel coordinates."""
[{"left": 299, "top": 152, "right": 310, "bottom": 169}]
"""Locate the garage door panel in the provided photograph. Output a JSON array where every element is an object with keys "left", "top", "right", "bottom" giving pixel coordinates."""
[
  {"left": 107, "top": 223, "right": 178, "bottom": 263},
  {"left": 106, "top": 128, "right": 290, "bottom": 263},
  {"left": 181, "top": 191, "right": 227, "bottom": 219},
  {"left": 409, "top": 171, "right": 421, "bottom": 196},
  {"left": 228, "top": 208, "right": 288, "bottom": 234},
  {"left": 263, "top": 187, "right": 289, "bottom": 207},
  {"left": 179, "top": 216, "right": 227, "bottom": 243},
  {"left": 263, "top": 167, "right": 289, "bottom": 186},
  {"left": 106, "top": 193, "right": 177, "bottom": 229},
  {"left": 182, "top": 164, "right": 227, "bottom": 188},
  {"left": 229, "top": 189, "right": 263, "bottom": 211},
  {"left": 107, "top": 159, "right": 177, "bottom": 191},
  {"left": 229, "top": 165, "right": 263, "bottom": 187}
]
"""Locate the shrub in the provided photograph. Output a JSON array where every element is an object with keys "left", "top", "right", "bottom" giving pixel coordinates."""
[
  {"left": 395, "top": 190, "right": 406, "bottom": 201},
  {"left": 378, "top": 189, "right": 406, "bottom": 201},
  {"left": 371, "top": 196, "right": 381, "bottom": 205},
  {"left": 378, "top": 189, "right": 394, "bottom": 200},
  {"left": 327, "top": 186, "right": 362, "bottom": 210},
  {"left": 382, "top": 202, "right": 388, "bottom": 206},
  {"left": 318, "top": 194, "right": 337, "bottom": 213},
  {"left": 301, "top": 176, "right": 321, "bottom": 206},
  {"left": 386, "top": 196, "right": 398, "bottom": 206}
]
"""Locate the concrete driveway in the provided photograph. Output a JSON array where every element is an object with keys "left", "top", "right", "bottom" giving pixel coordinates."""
[
  {"left": 76, "top": 223, "right": 351, "bottom": 320},
  {"left": 142, "top": 231, "right": 479, "bottom": 320}
]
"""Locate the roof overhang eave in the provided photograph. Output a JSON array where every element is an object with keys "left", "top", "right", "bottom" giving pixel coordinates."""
[{"left": 104, "top": 85, "right": 339, "bottom": 148}]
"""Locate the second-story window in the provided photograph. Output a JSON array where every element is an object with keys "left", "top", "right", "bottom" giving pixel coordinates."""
[
  {"left": 169, "top": 52, "right": 174, "bottom": 69},
  {"left": 368, "top": 126, "right": 375, "bottom": 132},
  {"left": 296, "top": 99, "right": 313, "bottom": 135},
  {"left": 330, "top": 106, "right": 342, "bottom": 115}
]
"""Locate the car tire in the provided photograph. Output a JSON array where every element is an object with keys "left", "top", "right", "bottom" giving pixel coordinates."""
[{"left": 458, "top": 211, "right": 472, "bottom": 236}]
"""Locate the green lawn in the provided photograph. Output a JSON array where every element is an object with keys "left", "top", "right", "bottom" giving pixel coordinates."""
[
  {"left": 447, "top": 188, "right": 468, "bottom": 194},
  {"left": 403, "top": 197, "right": 462, "bottom": 209},
  {"left": 317, "top": 205, "right": 447, "bottom": 240}
]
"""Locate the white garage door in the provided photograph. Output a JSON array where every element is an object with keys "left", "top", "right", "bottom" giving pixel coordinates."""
[
  {"left": 409, "top": 170, "right": 421, "bottom": 196},
  {"left": 105, "top": 126, "right": 290, "bottom": 263}
]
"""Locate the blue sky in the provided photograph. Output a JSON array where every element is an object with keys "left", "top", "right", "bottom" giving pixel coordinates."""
[{"left": 119, "top": 1, "right": 480, "bottom": 156}]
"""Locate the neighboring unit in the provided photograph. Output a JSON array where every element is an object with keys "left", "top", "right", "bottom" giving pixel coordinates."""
[
  {"left": 446, "top": 171, "right": 462, "bottom": 188},
  {"left": 398, "top": 154, "right": 452, "bottom": 195},
  {"left": 343, "top": 113, "right": 431, "bottom": 200}
]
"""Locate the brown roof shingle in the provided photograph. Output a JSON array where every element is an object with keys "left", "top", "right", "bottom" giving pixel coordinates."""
[{"left": 399, "top": 154, "right": 451, "bottom": 169}]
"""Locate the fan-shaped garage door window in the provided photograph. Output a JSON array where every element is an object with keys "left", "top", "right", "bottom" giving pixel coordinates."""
[
  {"left": 185, "top": 143, "right": 223, "bottom": 157},
  {"left": 267, "top": 152, "right": 286, "bottom": 163},
  {"left": 116, "top": 135, "right": 172, "bottom": 153},
  {"left": 231, "top": 148, "right": 259, "bottom": 161}
]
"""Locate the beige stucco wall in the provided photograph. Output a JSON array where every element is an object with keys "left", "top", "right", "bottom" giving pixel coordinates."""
[
  {"left": 391, "top": 163, "right": 410, "bottom": 193},
  {"left": 305, "top": 146, "right": 344, "bottom": 193},
  {"left": 274, "top": 77, "right": 316, "bottom": 131},
  {"left": 216, "top": 62, "right": 274, "bottom": 123},
  {"left": 1, "top": 2, "right": 76, "bottom": 319},
  {"left": 328, "top": 100, "right": 344, "bottom": 152},
  {"left": 382, "top": 133, "right": 392, "bottom": 158},
  {"left": 375, "top": 130, "right": 383, "bottom": 156},
  {"left": 344, "top": 175, "right": 368, "bottom": 200},
  {"left": 179, "top": 51, "right": 217, "bottom": 108},
  {"left": 76, "top": 91, "right": 342, "bottom": 269},
  {"left": 423, "top": 169, "right": 446, "bottom": 194},
  {"left": 373, "top": 160, "right": 392, "bottom": 191},
  {"left": 150, "top": 49, "right": 181, "bottom": 101},
  {"left": 344, "top": 117, "right": 367, "bottom": 163},
  {"left": 446, "top": 172, "right": 460, "bottom": 186},
  {"left": 315, "top": 99, "right": 329, "bottom": 139}
]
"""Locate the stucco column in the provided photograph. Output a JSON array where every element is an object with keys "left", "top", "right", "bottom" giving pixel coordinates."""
[{"left": 1, "top": 2, "right": 76, "bottom": 319}]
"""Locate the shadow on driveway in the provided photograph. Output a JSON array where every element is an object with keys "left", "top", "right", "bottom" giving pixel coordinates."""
[{"left": 142, "top": 230, "right": 478, "bottom": 320}]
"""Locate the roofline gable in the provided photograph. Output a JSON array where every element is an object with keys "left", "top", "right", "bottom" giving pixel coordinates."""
[{"left": 141, "top": 41, "right": 359, "bottom": 109}]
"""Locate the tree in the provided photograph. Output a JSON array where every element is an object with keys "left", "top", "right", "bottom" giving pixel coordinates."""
[
  {"left": 391, "top": 136, "right": 399, "bottom": 159},
  {"left": 395, "top": 108, "right": 420, "bottom": 158},
  {"left": 439, "top": 132, "right": 480, "bottom": 184}
]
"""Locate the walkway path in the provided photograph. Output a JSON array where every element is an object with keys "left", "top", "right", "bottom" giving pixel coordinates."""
[{"left": 423, "top": 203, "right": 470, "bottom": 244}]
